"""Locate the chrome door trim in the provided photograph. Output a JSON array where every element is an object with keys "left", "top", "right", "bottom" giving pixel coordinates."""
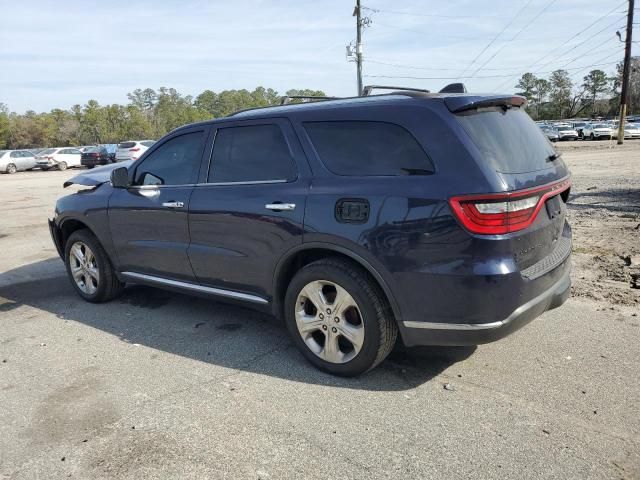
[{"left": 121, "top": 271, "right": 269, "bottom": 304}]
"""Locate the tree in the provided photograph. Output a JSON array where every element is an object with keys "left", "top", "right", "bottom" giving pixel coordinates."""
[
  {"left": 0, "top": 103, "right": 10, "bottom": 148},
  {"left": 533, "top": 79, "right": 550, "bottom": 119},
  {"left": 611, "top": 56, "right": 640, "bottom": 115},
  {"left": 582, "top": 70, "right": 609, "bottom": 116},
  {"left": 515, "top": 73, "right": 538, "bottom": 103},
  {"left": 549, "top": 70, "right": 573, "bottom": 118}
]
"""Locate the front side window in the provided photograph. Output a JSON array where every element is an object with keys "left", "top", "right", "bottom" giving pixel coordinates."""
[
  {"left": 304, "top": 121, "right": 434, "bottom": 176},
  {"left": 134, "top": 131, "right": 203, "bottom": 186},
  {"left": 208, "top": 124, "right": 297, "bottom": 183}
]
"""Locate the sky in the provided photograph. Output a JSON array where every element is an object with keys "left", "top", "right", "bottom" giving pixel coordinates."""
[{"left": 0, "top": 0, "right": 633, "bottom": 113}]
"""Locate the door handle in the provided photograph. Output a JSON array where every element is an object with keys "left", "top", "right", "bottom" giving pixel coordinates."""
[
  {"left": 162, "top": 201, "right": 184, "bottom": 208},
  {"left": 265, "top": 203, "right": 296, "bottom": 211}
]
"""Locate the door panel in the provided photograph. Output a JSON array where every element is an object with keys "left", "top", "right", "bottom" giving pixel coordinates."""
[
  {"left": 108, "top": 186, "right": 195, "bottom": 281},
  {"left": 107, "top": 128, "right": 209, "bottom": 282},
  {"left": 187, "top": 118, "right": 310, "bottom": 299}
]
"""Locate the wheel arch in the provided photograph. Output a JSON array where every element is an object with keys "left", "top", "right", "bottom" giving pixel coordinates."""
[
  {"left": 58, "top": 218, "right": 99, "bottom": 256},
  {"left": 272, "top": 242, "right": 402, "bottom": 324}
]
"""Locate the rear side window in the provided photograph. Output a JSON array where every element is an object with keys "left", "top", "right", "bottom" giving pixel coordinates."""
[
  {"left": 119, "top": 142, "right": 136, "bottom": 148},
  {"left": 456, "top": 107, "right": 556, "bottom": 174},
  {"left": 304, "top": 121, "right": 434, "bottom": 176},
  {"left": 208, "top": 124, "right": 297, "bottom": 183},
  {"left": 134, "top": 131, "right": 204, "bottom": 186}
]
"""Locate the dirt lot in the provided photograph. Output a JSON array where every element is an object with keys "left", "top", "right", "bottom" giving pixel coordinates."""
[{"left": 0, "top": 144, "right": 639, "bottom": 479}]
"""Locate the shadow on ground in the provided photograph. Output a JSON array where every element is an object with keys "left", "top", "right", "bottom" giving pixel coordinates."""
[{"left": 0, "top": 260, "right": 475, "bottom": 392}]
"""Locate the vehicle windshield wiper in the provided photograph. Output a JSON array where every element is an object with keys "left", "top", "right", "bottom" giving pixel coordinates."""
[{"left": 547, "top": 152, "right": 562, "bottom": 162}]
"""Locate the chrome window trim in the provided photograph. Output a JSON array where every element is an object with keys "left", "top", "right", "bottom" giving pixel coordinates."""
[{"left": 121, "top": 271, "right": 269, "bottom": 304}]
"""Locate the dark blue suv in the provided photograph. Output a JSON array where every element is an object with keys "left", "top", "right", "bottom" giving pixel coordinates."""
[{"left": 49, "top": 91, "right": 572, "bottom": 376}]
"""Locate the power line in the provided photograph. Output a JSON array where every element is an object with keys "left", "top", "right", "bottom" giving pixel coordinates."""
[
  {"left": 458, "top": 0, "right": 536, "bottom": 78},
  {"left": 361, "top": 6, "right": 505, "bottom": 19},
  {"left": 469, "top": 0, "right": 559, "bottom": 78}
]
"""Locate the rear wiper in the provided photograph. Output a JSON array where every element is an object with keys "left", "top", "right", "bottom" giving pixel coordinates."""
[{"left": 547, "top": 152, "right": 562, "bottom": 162}]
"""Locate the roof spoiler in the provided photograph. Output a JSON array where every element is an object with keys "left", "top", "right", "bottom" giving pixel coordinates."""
[
  {"left": 362, "top": 85, "right": 430, "bottom": 96},
  {"left": 439, "top": 83, "right": 467, "bottom": 94},
  {"left": 444, "top": 95, "right": 527, "bottom": 113}
]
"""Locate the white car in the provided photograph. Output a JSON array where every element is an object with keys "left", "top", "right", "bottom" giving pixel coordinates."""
[
  {"left": 555, "top": 125, "right": 579, "bottom": 141},
  {"left": 35, "top": 147, "right": 83, "bottom": 171},
  {"left": 0, "top": 150, "right": 37, "bottom": 174},
  {"left": 115, "top": 140, "right": 155, "bottom": 162},
  {"left": 583, "top": 123, "right": 616, "bottom": 140},
  {"left": 624, "top": 123, "right": 640, "bottom": 139}
]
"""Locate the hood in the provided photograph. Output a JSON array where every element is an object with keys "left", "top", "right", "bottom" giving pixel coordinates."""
[{"left": 63, "top": 160, "right": 133, "bottom": 188}]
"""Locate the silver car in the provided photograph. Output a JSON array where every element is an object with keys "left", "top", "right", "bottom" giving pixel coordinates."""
[
  {"left": 540, "top": 126, "right": 559, "bottom": 142},
  {"left": 624, "top": 123, "right": 640, "bottom": 139},
  {"left": 0, "top": 150, "right": 37, "bottom": 174},
  {"left": 115, "top": 140, "right": 155, "bottom": 162}
]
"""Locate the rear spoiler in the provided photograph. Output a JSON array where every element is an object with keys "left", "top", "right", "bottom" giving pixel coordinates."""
[{"left": 444, "top": 95, "right": 527, "bottom": 113}]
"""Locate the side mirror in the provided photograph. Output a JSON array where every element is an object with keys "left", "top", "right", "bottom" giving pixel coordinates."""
[{"left": 110, "top": 167, "right": 130, "bottom": 188}]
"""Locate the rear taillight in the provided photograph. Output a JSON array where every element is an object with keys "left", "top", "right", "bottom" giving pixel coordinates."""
[
  {"left": 129, "top": 147, "right": 140, "bottom": 152},
  {"left": 449, "top": 178, "right": 571, "bottom": 235}
]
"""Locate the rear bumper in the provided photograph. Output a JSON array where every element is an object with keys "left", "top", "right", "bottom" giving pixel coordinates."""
[{"left": 400, "top": 263, "right": 571, "bottom": 346}]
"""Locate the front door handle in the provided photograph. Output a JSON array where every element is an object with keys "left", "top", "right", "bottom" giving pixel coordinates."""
[
  {"left": 265, "top": 203, "right": 296, "bottom": 211},
  {"left": 162, "top": 201, "right": 184, "bottom": 209}
]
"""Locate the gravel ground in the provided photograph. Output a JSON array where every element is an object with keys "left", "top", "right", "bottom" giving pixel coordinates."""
[{"left": 0, "top": 144, "right": 639, "bottom": 479}]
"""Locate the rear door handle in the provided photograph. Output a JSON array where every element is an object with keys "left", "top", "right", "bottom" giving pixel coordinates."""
[
  {"left": 162, "top": 201, "right": 184, "bottom": 208},
  {"left": 265, "top": 203, "right": 296, "bottom": 211}
]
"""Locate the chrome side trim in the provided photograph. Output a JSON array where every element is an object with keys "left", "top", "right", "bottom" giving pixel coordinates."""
[
  {"left": 403, "top": 320, "right": 504, "bottom": 331},
  {"left": 121, "top": 271, "right": 269, "bottom": 304}
]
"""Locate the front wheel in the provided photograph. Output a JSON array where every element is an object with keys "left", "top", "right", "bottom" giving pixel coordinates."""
[
  {"left": 284, "top": 258, "right": 397, "bottom": 376},
  {"left": 6, "top": 163, "right": 17, "bottom": 174},
  {"left": 58, "top": 161, "right": 68, "bottom": 171},
  {"left": 590, "top": 133, "right": 595, "bottom": 140},
  {"left": 65, "top": 229, "right": 124, "bottom": 303}
]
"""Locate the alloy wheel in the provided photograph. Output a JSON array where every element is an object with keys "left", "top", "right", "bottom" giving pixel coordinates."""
[
  {"left": 295, "top": 280, "right": 365, "bottom": 364},
  {"left": 58, "top": 161, "right": 67, "bottom": 171},
  {"left": 69, "top": 241, "right": 99, "bottom": 295},
  {"left": 6, "top": 163, "right": 16, "bottom": 174}
]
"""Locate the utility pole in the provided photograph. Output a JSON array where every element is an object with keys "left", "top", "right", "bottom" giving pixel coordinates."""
[
  {"left": 354, "top": 0, "right": 363, "bottom": 96},
  {"left": 617, "top": 0, "right": 635, "bottom": 144}
]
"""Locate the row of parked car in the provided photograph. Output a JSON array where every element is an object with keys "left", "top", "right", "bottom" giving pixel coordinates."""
[
  {"left": 537, "top": 120, "right": 640, "bottom": 142},
  {"left": 0, "top": 140, "right": 155, "bottom": 174}
]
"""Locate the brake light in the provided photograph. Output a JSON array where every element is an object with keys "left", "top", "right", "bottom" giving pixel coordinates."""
[
  {"left": 449, "top": 178, "right": 571, "bottom": 235},
  {"left": 129, "top": 147, "right": 140, "bottom": 152}
]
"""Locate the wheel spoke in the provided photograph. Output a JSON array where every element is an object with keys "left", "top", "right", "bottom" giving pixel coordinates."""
[
  {"left": 336, "top": 322, "right": 365, "bottom": 351},
  {"left": 86, "top": 266, "right": 99, "bottom": 281},
  {"left": 331, "top": 285, "right": 356, "bottom": 317},
  {"left": 85, "top": 278, "right": 97, "bottom": 294},
  {"left": 70, "top": 244, "right": 84, "bottom": 263},
  {"left": 296, "top": 314, "right": 324, "bottom": 334},
  {"left": 300, "top": 281, "right": 327, "bottom": 311},
  {"left": 320, "top": 331, "right": 343, "bottom": 363}
]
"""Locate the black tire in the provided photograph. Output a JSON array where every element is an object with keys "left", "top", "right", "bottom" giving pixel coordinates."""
[
  {"left": 284, "top": 258, "right": 397, "bottom": 376},
  {"left": 6, "top": 163, "right": 17, "bottom": 174},
  {"left": 64, "top": 229, "right": 124, "bottom": 303},
  {"left": 590, "top": 133, "right": 595, "bottom": 140}
]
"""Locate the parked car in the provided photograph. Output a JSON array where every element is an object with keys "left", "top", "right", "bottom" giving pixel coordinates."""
[
  {"left": 555, "top": 125, "right": 579, "bottom": 141},
  {"left": 36, "top": 147, "right": 83, "bottom": 170},
  {"left": 624, "top": 123, "right": 640, "bottom": 139},
  {"left": 0, "top": 149, "right": 37, "bottom": 174},
  {"left": 76, "top": 145, "right": 95, "bottom": 153},
  {"left": 50, "top": 92, "right": 572, "bottom": 376},
  {"left": 115, "top": 140, "right": 155, "bottom": 162},
  {"left": 540, "top": 125, "right": 559, "bottom": 142},
  {"left": 80, "top": 146, "right": 112, "bottom": 168},
  {"left": 101, "top": 144, "right": 117, "bottom": 162},
  {"left": 583, "top": 123, "right": 615, "bottom": 140},
  {"left": 571, "top": 122, "right": 588, "bottom": 139}
]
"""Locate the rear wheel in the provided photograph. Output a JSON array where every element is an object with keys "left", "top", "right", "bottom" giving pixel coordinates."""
[
  {"left": 6, "top": 163, "right": 17, "bottom": 174},
  {"left": 58, "top": 161, "right": 68, "bottom": 171},
  {"left": 65, "top": 229, "right": 124, "bottom": 303},
  {"left": 284, "top": 258, "right": 397, "bottom": 376}
]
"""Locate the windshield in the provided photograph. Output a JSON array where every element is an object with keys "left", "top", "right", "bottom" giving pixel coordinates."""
[
  {"left": 118, "top": 142, "right": 136, "bottom": 148},
  {"left": 85, "top": 146, "right": 104, "bottom": 153},
  {"left": 557, "top": 126, "right": 572, "bottom": 131},
  {"left": 456, "top": 107, "right": 556, "bottom": 174},
  {"left": 593, "top": 124, "right": 610, "bottom": 129},
  {"left": 39, "top": 148, "right": 57, "bottom": 155}
]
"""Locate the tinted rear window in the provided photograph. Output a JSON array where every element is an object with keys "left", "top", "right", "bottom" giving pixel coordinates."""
[
  {"left": 85, "top": 147, "right": 104, "bottom": 153},
  {"left": 118, "top": 142, "right": 136, "bottom": 148},
  {"left": 304, "top": 121, "right": 434, "bottom": 176},
  {"left": 40, "top": 148, "right": 57, "bottom": 155},
  {"left": 456, "top": 107, "right": 555, "bottom": 174},
  {"left": 141, "top": 141, "right": 155, "bottom": 147}
]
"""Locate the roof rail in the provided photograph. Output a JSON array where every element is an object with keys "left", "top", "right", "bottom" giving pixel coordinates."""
[
  {"left": 362, "top": 85, "right": 430, "bottom": 96},
  {"left": 280, "top": 95, "right": 339, "bottom": 105}
]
